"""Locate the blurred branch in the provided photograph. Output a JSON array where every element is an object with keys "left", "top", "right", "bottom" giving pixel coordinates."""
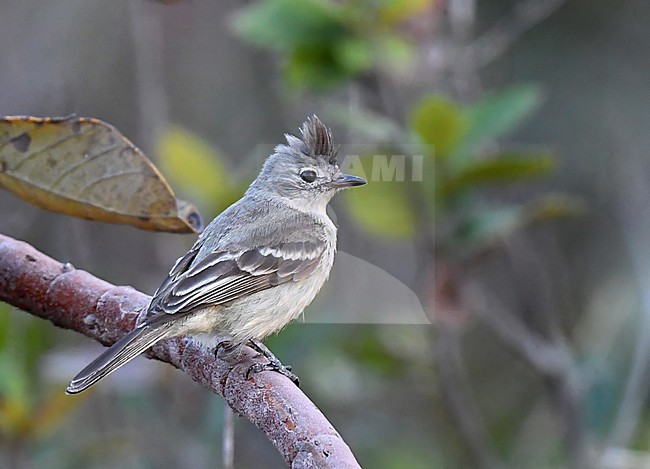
[
  {"left": 223, "top": 405, "right": 235, "bottom": 469},
  {"left": 609, "top": 152, "right": 650, "bottom": 449},
  {"left": 0, "top": 233, "right": 360, "bottom": 468},
  {"left": 432, "top": 263, "right": 503, "bottom": 468},
  {"left": 465, "top": 281, "right": 589, "bottom": 468},
  {"left": 468, "top": 283, "right": 569, "bottom": 376},
  {"left": 128, "top": 0, "right": 169, "bottom": 153},
  {"left": 436, "top": 325, "right": 503, "bottom": 469},
  {"left": 469, "top": 0, "right": 567, "bottom": 67}
]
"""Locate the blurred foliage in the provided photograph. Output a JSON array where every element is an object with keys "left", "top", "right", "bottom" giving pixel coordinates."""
[
  {"left": 233, "top": 0, "right": 421, "bottom": 89},
  {"left": 455, "top": 194, "right": 584, "bottom": 254},
  {"left": 233, "top": 1, "right": 579, "bottom": 254},
  {"left": 0, "top": 302, "right": 75, "bottom": 443},
  {"left": 405, "top": 84, "right": 556, "bottom": 246},
  {"left": 442, "top": 151, "right": 554, "bottom": 195},
  {"left": 410, "top": 96, "right": 468, "bottom": 157},
  {"left": 342, "top": 154, "right": 418, "bottom": 238},
  {"left": 455, "top": 85, "right": 543, "bottom": 165},
  {"left": 0, "top": 116, "right": 202, "bottom": 234},
  {"left": 231, "top": 1, "right": 587, "bottom": 467},
  {"left": 340, "top": 85, "right": 571, "bottom": 252},
  {"left": 156, "top": 126, "right": 242, "bottom": 215}
]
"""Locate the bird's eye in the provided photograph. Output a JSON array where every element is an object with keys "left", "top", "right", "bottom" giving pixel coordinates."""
[{"left": 300, "top": 169, "right": 317, "bottom": 183}]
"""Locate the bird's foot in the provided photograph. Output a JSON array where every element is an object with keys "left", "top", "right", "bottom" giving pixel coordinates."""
[
  {"left": 214, "top": 340, "right": 237, "bottom": 358},
  {"left": 246, "top": 338, "right": 300, "bottom": 386}
]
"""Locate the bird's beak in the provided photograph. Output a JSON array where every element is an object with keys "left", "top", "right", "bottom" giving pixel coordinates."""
[{"left": 329, "top": 174, "right": 367, "bottom": 188}]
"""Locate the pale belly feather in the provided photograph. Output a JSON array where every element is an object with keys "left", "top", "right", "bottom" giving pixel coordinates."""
[{"left": 181, "top": 241, "right": 335, "bottom": 347}]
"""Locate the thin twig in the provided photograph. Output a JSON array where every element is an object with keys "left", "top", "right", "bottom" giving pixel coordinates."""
[
  {"left": 465, "top": 280, "right": 590, "bottom": 467},
  {"left": 469, "top": 0, "right": 567, "bottom": 67},
  {"left": 223, "top": 404, "right": 235, "bottom": 469},
  {"left": 436, "top": 326, "right": 503, "bottom": 469},
  {"left": 466, "top": 281, "right": 570, "bottom": 377},
  {"left": 127, "top": 0, "right": 169, "bottom": 153},
  {"left": 609, "top": 152, "right": 650, "bottom": 449}
]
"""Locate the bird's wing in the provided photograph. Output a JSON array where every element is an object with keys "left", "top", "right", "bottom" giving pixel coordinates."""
[
  {"left": 150, "top": 242, "right": 203, "bottom": 300},
  {"left": 147, "top": 239, "right": 326, "bottom": 316}
]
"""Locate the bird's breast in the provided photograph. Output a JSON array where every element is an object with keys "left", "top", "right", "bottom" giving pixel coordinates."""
[{"left": 187, "top": 240, "right": 336, "bottom": 346}]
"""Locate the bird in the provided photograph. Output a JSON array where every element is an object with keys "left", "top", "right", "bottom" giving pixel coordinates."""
[{"left": 66, "top": 116, "right": 366, "bottom": 394}]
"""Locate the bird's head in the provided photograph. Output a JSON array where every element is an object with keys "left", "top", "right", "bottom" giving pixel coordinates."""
[{"left": 249, "top": 116, "right": 366, "bottom": 210}]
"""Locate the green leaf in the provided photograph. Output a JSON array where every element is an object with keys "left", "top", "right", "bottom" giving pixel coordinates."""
[
  {"left": 342, "top": 331, "right": 404, "bottom": 375},
  {"left": 456, "top": 194, "right": 584, "bottom": 249},
  {"left": 456, "top": 205, "right": 525, "bottom": 247},
  {"left": 0, "top": 306, "right": 31, "bottom": 433},
  {"left": 286, "top": 44, "right": 351, "bottom": 90},
  {"left": 232, "top": 0, "right": 346, "bottom": 49},
  {"left": 335, "top": 37, "right": 374, "bottom": 74},
  {"left": 375, "top": 36, "right": 415, "bottom": 70},
  {"left": 526, "top": 193, "right": 587, "bottom": 221},
  {"left": 377, "top": 0, "right": 434, "bottom": 27},
  {"left": 409, "top": 96, "right": 466, "bottom": 158},
  {"left": 444, "top": 152, "right": 554, "bottom": 195},
  {"left": 23, "top": 318, "right": 51, "bottom": 377},
  {"left": 156, "top": 126, "right": 237, "bottom": 213},
  {"left": 459, "top": 84, "right": 542, "bottom": 152},
  {"left": 342, "top": 156, "right": 416, "bottom": 238}
]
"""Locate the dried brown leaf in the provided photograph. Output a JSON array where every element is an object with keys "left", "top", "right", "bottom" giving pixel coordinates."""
[{"left": 0, "top": 116, "right": 202, "bottom": 233}]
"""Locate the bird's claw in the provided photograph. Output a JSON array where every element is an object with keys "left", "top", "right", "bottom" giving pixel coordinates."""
[
  {"left": 214, "top": 340, "right": 236, "bottom": 358},
  {"left": 246, "top": 339, "right": 300, "bottom": 386},
  {"left": 245, "top": 360, "right": 300, "bottom": 386}
]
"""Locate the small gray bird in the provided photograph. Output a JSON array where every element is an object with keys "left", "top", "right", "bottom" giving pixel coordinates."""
[{"left": 66, "top": 116, "right": 366, "bottom": 394}]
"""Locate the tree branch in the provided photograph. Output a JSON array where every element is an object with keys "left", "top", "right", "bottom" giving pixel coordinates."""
[
  {"left": 0, "top": 233, "right": 360, "bottom": 468},
  {"left": 470, "top": 0, "right": 567, "bottom": 67}
]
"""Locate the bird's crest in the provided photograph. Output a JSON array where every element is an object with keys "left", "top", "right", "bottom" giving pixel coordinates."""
[{"left": 284, "top": 115, "right": 337, "bottom": 165}]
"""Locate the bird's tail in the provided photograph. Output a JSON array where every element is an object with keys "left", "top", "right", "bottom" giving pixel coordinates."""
[{"left": 66, "top": 323, "right": 173, "bottom": 395}]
